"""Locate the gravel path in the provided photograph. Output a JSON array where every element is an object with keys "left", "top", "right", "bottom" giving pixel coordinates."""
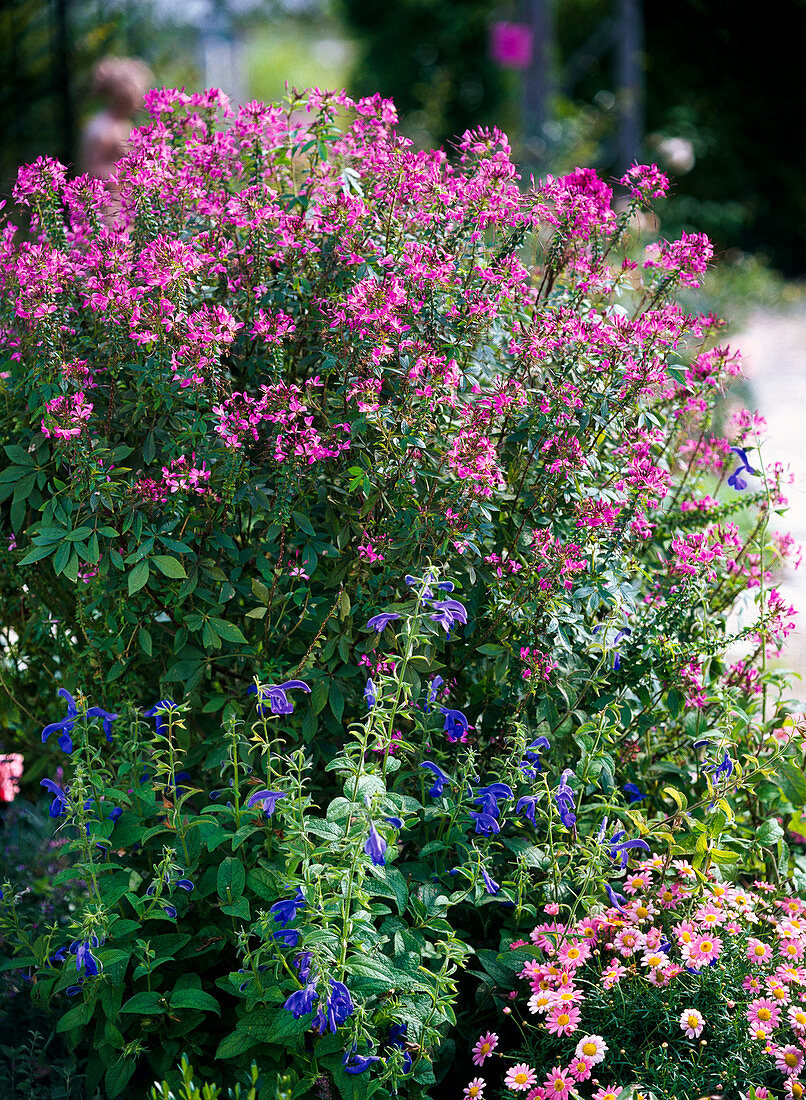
[{"left": 735, "top": 305, "right": 806, "bottom": 691}]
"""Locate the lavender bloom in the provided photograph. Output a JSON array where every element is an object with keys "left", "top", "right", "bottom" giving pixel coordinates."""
[
  {"left": 284, "top": 981, "right": 319, "bottom": 1018},
  {"left": 622, "top": 782, "right": 645, "bottom": 803},
  {"left": 441, "top": 706, "right": 469, "bottom": 742},
  {"left": 41, "top": 778, "right": 68, "bottom": 818},
  {"left": 420, "top": 761, "right": 450, "bottom": 797},
  {"left": 364, "top": 678, "right": 377, "bottom": 709},
  {"left": 247, "top": 789, "right": 286, "bottom": 818},
  {"left": 706, "top": 749, "right": 734, "bottom": 781},
  {"left": 342, "top": 1048, "right": 381, "bottom": 1074},
  {"left": 246, "top": 679, "right": 310, "bottom": 716},
  {"left": 366, "top": 612, "right": 401, "bottom": 631},
  {"left": 175, "top": 879, "right": 194, "bottom": 891},
  {"left": 481, "top": 868, "right": 500, "bottom": 895},
  {"left": 424, "top": 674, "right": 444, "bottom": 713},
  {"left": 515, "top": 795, "right": 538, "bottom": 825},
  {"left": 607, "top": 829, "right": 651, "bottom": 869},
  {"left": 162, "top": 904, "right": 178, "bottom": 918},
  {"left": 468, "top": 811, "right": 501, "bottom": 835},
  {"left": 364, "top": 822, "right": 387, "bottom": 866},
  {"left": 41, "top": 688, "right": 78, "bottom": 753},
  {"left": 429, "top": 598, "right": 468, "bottom": 639},
  {"left": 143, "top": 698, "right": 178, "bottom": 736},
  {"left": 728, "top": 446, "right": 757, "bottom": 491}
]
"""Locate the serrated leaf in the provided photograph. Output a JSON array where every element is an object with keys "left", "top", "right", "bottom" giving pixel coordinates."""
[{"left": 120, "top": 990, "right": 165, "bottom": 1014}]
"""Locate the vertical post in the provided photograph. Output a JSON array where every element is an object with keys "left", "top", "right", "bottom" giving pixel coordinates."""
[
  {"left": 54, "top": 0, "right": 74, "bottom": 169},
  {"left": 615, "top": 0, "right": 644, "bottom": 173},
  {"left": 522, "top": 0, "right": 553, "bottom": 158}
]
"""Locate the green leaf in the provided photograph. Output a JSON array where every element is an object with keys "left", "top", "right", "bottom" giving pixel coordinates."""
[
  {"left": 120, "top": 991, "right": 165, "bottom": 1014},
  {"left": 757, "top": 818, "right": 785, "bottom": 847},
  {"left": 128, "top": 558, "right": 150, "bottom": 595},
  {"left": 105, "top": 1059, "right": 137, "bottom": 1098},
  {"left": 169, "top": 988, "right": 221, "bottom": 1014},
  {"left": 217, "top": 856, "right": 246, "bottom": 902},
  {"left": 215, "top": 1029, "right": 259, "bottom": 1059},
  {"left": 780, "top": 761, "right": 806, "bottom": 805},
  {"left": 4, "top": 444, "right": 35, "bottom": 466},
  {"left": 18, "top": 544, "right": 57, "bottom": 565},
  {"left": 210, "top": 618, "right": 247, "bottom": 644},
  {"left": 152, "top": 554, "right": 187, "bottom": 579},
  {"left": 56, "top": 1002, "right": 93, "bottom": 1032},
  {"left": 291, "top": 510, "right": 315, "bottom": 536}
]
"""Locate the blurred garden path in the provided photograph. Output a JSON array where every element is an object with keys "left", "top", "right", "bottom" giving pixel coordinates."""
[{"left": 736, "top": 303, "right": 806, "bottom": 693}]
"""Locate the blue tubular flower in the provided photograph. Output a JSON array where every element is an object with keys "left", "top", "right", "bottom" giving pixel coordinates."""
[
  {"left": 86, "top": 706, "right": 119, "bottom": 743},
  {"left": 364, "top": 822, "right": 387, "bottom": 866},
  {"left": 325, "top": 979, "right": 354, "bottom": 1031},
  {"left": 607, "top": 829, "right": 651, "bottom": 869},
  {"left": 706, "top": 749, "right": 734, "bottom": 781},
  {"left": 521, "top": 735, "right": 550, "bottom": 777},
  {"left": 612, "top": 627, "right": 632, "bottom": 671},
  {"left": 162, "top": 904, "right": 178, "bottom": 919},
  {"left": 143, "top": 698, "right": 178, "bottom": 736},
  {"left": 420, "top": 761, "right": 450, "bottom": 797},
  {"left": 284, "top": 981, "right": 319, "bottom": 1019},
  {"left": 364, "top": 678, "right": 377, "bottom": 709},
  {"left": 623, "top": 782, "right": 645, "bottom": 803},
  {"left": 473, "top": 782, "right": 513, "bottom": 817},
  {"left": 605, "top": 884, "right": 628, "bottom": 913},
  {"left": 429, "top": 598, "right": 468, "bottom": 639},
  {"left": 441, "top": 707, "right": 469, "bottom": 742},
  {"left": 481, "top": 868, "right": 500, "bottom": 895},
  {"left": 74, "top": 941, "right": 102, "bottom": 977},
  {"left": 41, "top": 778, "right": 68, "bottom": 818},
  {"left": 274, "top": 927, "right": 301, "bottom": 948},
  {"left": 468, "top": 811, "right": 500, "bottom": 835},
  {"left": 728, "top": 446, "right": 756, "bottom": 491},
  {"left": 107, "top": 807, "right": 122, "bottom": 823},
  {"left": 343, "top": 1048, "right": 381, "bottom": 1074},
  {"left": 366, "top": 612, "right": 401, "bottom": 631},
  {"left": 385, "top": 1023, "right": 413, "bottom": 1073},
  {"left": 247, "top": 789, "right": 286, "bottom": 818},
  {"left": 247, "top": 680, "right": 310, "bottom": 716},
  {"left": 515, "top": 795, "right": 538, "bottom": 825},
  {"left": 269, "top": 888, "right": 306, "bottom": 926},
  {"left": 175, "top": 879, "right": 194, "bottom": 892},
  {"left": 424, "top": 675, "right": 444, "bottom": 713},
  {"left": 41, "top": 688, "right": 78, "bottom": 753},
  {"left": 554, "top": 768, "right": 576, "bottom": 829},
  {"left": 294, "top": 951, "right": 314, "bottom": 983}
]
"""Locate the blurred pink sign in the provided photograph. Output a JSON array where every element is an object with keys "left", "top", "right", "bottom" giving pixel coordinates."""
[{"left": 490, "top": 22, "right": 533, "bottom": 69}]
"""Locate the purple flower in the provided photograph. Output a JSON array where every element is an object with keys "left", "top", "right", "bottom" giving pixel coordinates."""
[
  {"left": 429, "top": 598, "right": 468, "bottom": 638},
  {"left": 284, "top": 981, "right": 319, "bottom": 1018},
  {"left": 728, "top": 446, "right": 756, "bottom": 491},
  {"left": 294, "top": 951, "right": 314, "bottom": 983},
  {"left": 424, "top": 674, "right": 444, "bottom": 713},
  {"left": 342, "top": 1047, "right": 381, "bottom": 1074},
  {"left": 622, "top": 782, "right": 645, "bottom": 803},
  {"left": 554, "top": 768, "right": 576, "bottom": 829},
  {"left": 607, "top": 829, "right": 651, "bottom": 869},
  {"left": 367, "top": 612, "right": 401, "bottom": 631},
  {"left": 481, "top": 868, "right": 500, "bottom": 895},
  {"left": 473, "top": 782, "right": 513, "bottom": 817},
  {"left": 612, "top": 627, "right": 632, "bottom": 671},
  {"left": 247, "top": 789, "right": 286, "bottom": 818},
  {"left": 74, "top": 941, "right": 102, "bottom": 977},
  {"left": 521, "top": 736, "right": 550, "bottom": 776},
  {"left": 706, "top": 749, "right": 734, "bottom": 781},
  {"left": 86, "top": 706, "right": 119, "bottom": 742},
  {"left": 269, "top": 887, "right": 306, "bottom": 926},
  {"left": 41, "top": 688, "right": 78, "bottom": 753},
  {"left": 274, "top": 927, "right": 301, "bottom": 947},
  {"left": 143, "top": 698, "right": 178, "bottom": 736},
  {"left": 324, "top": 979, "right": 354, "bottom": 1031},
  {"left": 175, "top": 878, "right": 194, "bottom": 891},
  {"left": 247, "top": 679, "right": 310, "bottom": 716},
  {"left": 420, "top": 761, "right": 450, "bottom": 797},
  {"left": 41, "top": 777, "right": 68, "bottom": 818},
  {"left": 441, "top": 706, "right": 469, "bottom": 742},
  {"left": 605, "top": 883, "right": 628, "bottom": 913},
  {"left": 364, "top": 678, "right": 377, "bottom": 709},
  {"left": 468, "top": 811, "right": 500, "bottom": 835},
  {"left": 364, "top": 822, "right": 387, "bottom": 866},
  {"left": 515, "top": 795, "right": 538, "bottom": 825}
]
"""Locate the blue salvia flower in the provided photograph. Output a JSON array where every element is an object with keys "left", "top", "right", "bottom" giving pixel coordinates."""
[
  {"left": 429, "top": 598, "right": 468, "bottom": 639},
  {"left": 269, "top": 888, "right": 306, "bottom": 926},
  {"left": 246, "top": 680, "right": 310, "bottom": 716},
  {"left": 366, "top": 612, "right": 401, "bottom": 631},
  {"left": 162, "top": 904, "right": 178, "bottom": 918},
  {"left": 612, "top": 627, "right": 632, "bottom": 671},
  {"left": 384, "top": 816, "right": 403, "bottom": 829},
  {"left": 364, "top": 678, "right": 377, "bottom": 709},
  {"left": 294, "top": 952, "right": 314, "bottom": 983},
  {"left": 554, "top": 768, "right": 576, "bottom": 829},
  {"left": 384, "top": 1023, "right": 413, "bottom": 1073},
  {"left": 423, "top": 675, "right": 444, "bottom": 713},
  {"left": 468, "top": 811, "right": 500, "bottom": 835},
  {"left": 41, "top": 778, "right": 69, "bottom": 818},
  {"left": 605, "top": 884, "right": 628, "bottom": 913},
  {"left": 342, "top": 1048, "right": 381, "bottom": 1074},
  {"left": 728, "top": 446, "right": 757, "bottom": 490},
  {"left": 480, "top": 868, "right": 500, "bottom": 895},
  {"left": 515, "top": 795, "right": 538, "bottom": 825},
  {"left": 706, "top": 749, "right": 734, "bottom": 781},
  {"left": 440, "top": 707, "right": 469, "bottom": 742},
  {"left": 74, "top": 941, "right": 102, "bottom": 977},
  {"left": 143, "top": 699, "right": 178, "bottom": 736},
  {"left": 473, "top": 782, "right": 513, "bottom": 818},
  {"left": 420, "top": 761, "right": 450, "bottom": 797},
  {"left": 247, "top": 789, "right": 286, "bottom": 818},
  {"left": 284, "top": 981, "right": 319, "bottom": 1018},
  {"left": 41, "top": 688, "right": 79, "bottom": 753},
  {"left": 274, "top": 927, "right": 301, "bottom": 947},
  {"left": 364, "top": 822, "right": 387, "bottom": 866},
  {"left": 324, "top": 979, "right": 354, "bottom": 1032},
  {"left": 175, "top": 879, "right": 194, "bottom": 892},
  {"left": 622, "top": 782, "right": 645, "bottom": 803},
  {"left": 607, "top": 829, "right": 651, "bottom": 869},
  {"left": 86, "top": 706, "right": 119, "bottom": 742}
]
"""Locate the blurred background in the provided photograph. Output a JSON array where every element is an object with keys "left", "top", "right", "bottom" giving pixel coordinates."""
[{"left": 3, "top": 0, "right": 806, "bottom": 676}]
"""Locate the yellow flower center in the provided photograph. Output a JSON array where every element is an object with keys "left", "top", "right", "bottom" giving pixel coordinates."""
[
  {"left": 553, "top": 1078, "right": 566, "bottom": 1089},
  {"left": 568, "top": 948, "right": 580, "bottom": 959},
  {"left": 755, "top": 944, "right": 766, "bottom": 956},
  {"left": 797, "top": 1013, "right": 806, "bottom": 1025},
  {"left": 758, "top": 1008, "right": 772, "bottom": 1021},
  {"left": 558, "top": 1013, "right": 570, "bottom": 1026},
  {"left": 786, "top": 1052, "right": 799, "bottom": 1068},
  {"left": 773, "top": 987, "right": 786, "bottom": 999},
  {"left": 701, "top": 941, "right": 713, "bottom": 952},
  {"left": 687, "top": 1015, "right": 699, "bottom": 1027},
  {"left": 515, "top": 1073, "right": 528, "bottom": 1084},
  {"left": 469, "top": 1089, "right": 480, "bottom": 1098},
  {"left": 636, "top": 906, "right": 649, "bottom": 919},
  {"left": 481, "top": 1042, "right": 491, "bottom": 1054},
  {"left": 582, "top": 1042, "right": 597, "bottom": 1057}
]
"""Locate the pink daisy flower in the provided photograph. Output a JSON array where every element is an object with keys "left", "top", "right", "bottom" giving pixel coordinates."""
[
  {"left": 557, "top": 939, "right": 590, "bottom": 969},
  {"left": 746, "top": 998, "right": 780, "bottom": 1030},
  {"left": 777, "top": 1046, "right": 806, "bottom": 1076},
  {"left": 747, "top": 938, "right": 774, "bottom": 964},
  {"left": 575, "top": 1035, "right": 608, "bottom": 1065},
  {"left": 679, "top": 1008, "right": 705, "bottom": 1038},
  {"left": 541, "top": 1067, "right": 571, "bottom": 1100},
  {"left": 784, "top": 1080, "right": 806, "bottom": 1099},
  {"left": 602, "top": 960, "right": 627, "bottom": 988},
  {"left": 789, "top": 1005, "right": 806, "bottom": 1032},
  {"left": 613, "top": 927, "right": 644, "bottom": 956},
  {"left": 623, "top": 871, "right": 651, "bottom": 895},
  {"left": 545, "top": 1003, "right": 580, "bottom": 1036},
  {"left": 685, "top": 933, "right": 722, "bottom": 967},
  {"left": 592, "top": 1090, "right": 623, "bottom": 1100},
  {"left": 472, "top": 1032, "right": 498, "bottom": 1066},
  {"left": 505, "top": 1064, "right": 538, "bottom": 1092},
  {"left": 464, "top": 1078, "right": 486, "bottom": 1099},
  {"left": 567, "top": 1056, "right": 593, "bottom": 1082}
]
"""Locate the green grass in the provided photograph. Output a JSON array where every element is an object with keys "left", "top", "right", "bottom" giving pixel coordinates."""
[{"left": 244, "top": 21, "right": 357, "bottom": 104}]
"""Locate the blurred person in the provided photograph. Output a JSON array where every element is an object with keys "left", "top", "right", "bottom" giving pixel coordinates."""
[{"left": 80, "top": 56, "right": 153, "bottom": 179}]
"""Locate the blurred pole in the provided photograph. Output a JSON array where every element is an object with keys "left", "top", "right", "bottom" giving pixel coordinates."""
[
  {"left": 615, "top": 0, "right": 644, "bottom": 172},
  {"left": 54, "top": 0, "right": 75, "bottom": 168},
  {"left": 522, "top": 0, "right": 553, "bottom": 164}
]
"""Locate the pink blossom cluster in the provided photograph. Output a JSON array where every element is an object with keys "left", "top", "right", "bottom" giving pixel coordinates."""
[
  {"left": 0, "top": 753, "right": 23, "bottom": 802},
  {"left": 41, "top": 392, "right": 93, "bottom": 441}
]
